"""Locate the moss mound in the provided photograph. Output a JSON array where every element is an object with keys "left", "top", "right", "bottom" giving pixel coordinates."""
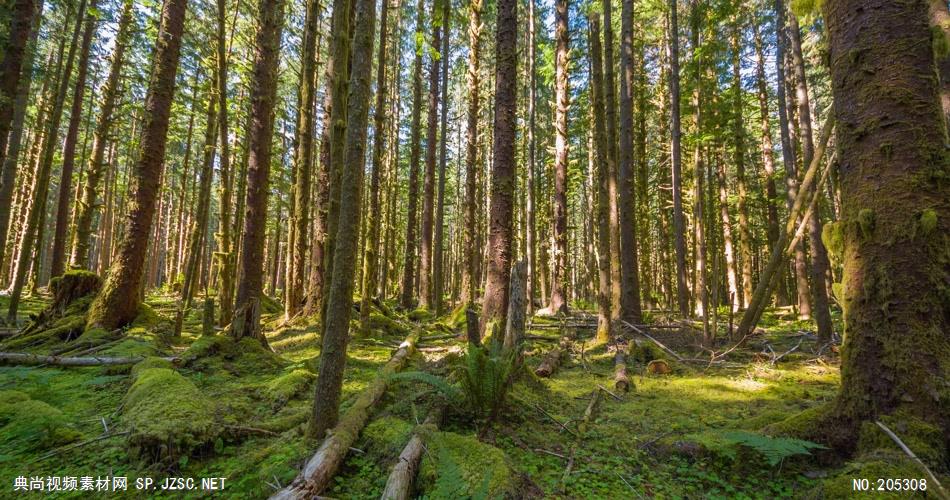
[
  {"left": 122, "top": 367, "right": 216, "bottom": 462},
  {"left": 265, "top": 368, "right": 315, "bottom": 406},
  {"left": 408, "top": 308, "right": 432, "bottom": 322},
  {"left": 857, "top": 411, "right": 947, "bottom": 468},
  {"left": 0, "top": 390, "right": 81, "bottom": 450},
  {"left": 820, "top": 450, "right": 925, "bottom": 499},
  {"left": 418, "top": 431, "right": 513, "bottom": 498},
  {"left": 130, "top": 357, "right": 175, "bottom": 378},
  {"left": 362, "top": 416, "right": 414, "bottom": 459},
  {"left": 183, "top": 335, "right": 282, "bottom": 375},
  {"left": 260, "top": 294, "right": 283, "bottom": 314},
  {"left": 364, "top": 312, "right": 410, "bottom": 337}
]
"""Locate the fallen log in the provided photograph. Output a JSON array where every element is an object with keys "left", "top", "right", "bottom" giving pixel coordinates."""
[
  {"left": 0, "top": 352, "right": 178, "bottom": 366},
  {"left": 379, "top": 408, "right": 444, "bottom": 500},
  {"left": 534, "top": 336, "right": 571, "bottom": 377},
  {"left": 620, "top": 321, "right": 685, "bottom": 362},
  {"left": 270, "top": 330, "right": 421, "bottom": 500},
  {"left": 613, "top": 344, "right": 631, "bottom": 392}
]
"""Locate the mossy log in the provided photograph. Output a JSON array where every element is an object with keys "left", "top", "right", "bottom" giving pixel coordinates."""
[
  {"left": 271, "top": 329, "right": 421, "bottom": 500},
  {"left": 380, "top": 408, "right": 443, "bottom": 500},
  {"left": 613, "top": 343, "right": 633, "bottom": 392},
  {"left": 0, "top": 352, "right": 178, "bottom": 366},
  {"left": 535, "top": 336, "right": 571, "bottom": 377}
]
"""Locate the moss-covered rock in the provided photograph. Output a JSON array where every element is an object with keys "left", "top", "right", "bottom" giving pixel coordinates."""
[
  {"left": 0, "top": 391, "right": 81, "bottom": 450},
  {"left": 122, "top": 367, "right": 216, "bottom": 462},
  {"left": 265, "top": 369, "right": 315, "bottom": 406},
  {"left": 418, "top": 431, "right": 513, "bottom": 499}
]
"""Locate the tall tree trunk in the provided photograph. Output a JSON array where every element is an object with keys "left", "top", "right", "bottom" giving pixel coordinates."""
[
  {"left": 286, "top": 0, "right": 321, "bottom": 319},
  {"left": 460, "top": 0, "right": 482, "bottom": 306},
  {"left": 432, "top": 0, "right": 450, "bottom": 315},
  {"left": 0, "top": 0, "right": 38, "bottom": 183},
  {"left": 788, "top": 10, "right": 833, "bottom": 341},
  {"left": 480, "top": 0, "right": 517, "bottom": 338},
  {"left": 86, "top": 0, "right": 187, "bottom": 329},
  {"left": 7, "top": 0, "right": 86, "bottom": 323},
  {"left": 399, "top": 0, "right": 425, "bottom": 309},
  {"left": 617, "top": 0, "right": 642, "bottom": 322},
  {"left": 50, "top": 1, "right": 98, "bottom": 279},
  {"left": 731, "top": 16, "right": 752, "bottom": 310},
  {"left": 419, "top": 4, "right": 444, "bottom": 310},
  {"left": 930, "top": 0, "right": 950, "bottom": 126},
  {"left": 215, "top": 0, "right": 237, "bottom": 326},
  {"left": 752, "top": 16, "right": 787, "bottom": 307},
  {"left": 227, "top": 0, "right": 286, "bottom": 343},
  {"left": 309, "top": 0, "right": 376, "bottom": 439},
  {"left": 689, "top": 0, "right": 710, "bottom": 343},
  {"left": 589, "top": 13, "right": 612, "bottom": 343},
  {"left": 668, "top": 0, "right": 689, "bottom": 316},
  {"left": 0, "top": 3, "right": 43, "bottom": 277},
  {"left": 823, "top": 0, "right": 950, "bottom": 445},
  {"left": 602, "top": 0, "right": 621, "bottom": 318},
  {"left": 548, "top": 0, "right": 569, "bottom": 315},
  {"left": 525, "top": 0, "right": 536, "bottom": 312},
  {"left": 359, "top": 0, "right": 391, "bottom": 329}
]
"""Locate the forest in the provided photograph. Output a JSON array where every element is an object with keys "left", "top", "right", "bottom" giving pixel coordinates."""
[{"left": 0, "top": 0, "right": 947, "bottom": 496}]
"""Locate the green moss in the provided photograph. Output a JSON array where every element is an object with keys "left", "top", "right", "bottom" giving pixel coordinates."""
[
  {"left": 130, "top": 357, "right": 175, "bottom": 379},
  {"left": 857, "top": 411, "right": 946, "bottom": 468},
  {"left": 362, "top": 416, "right": 414, "bottom": 458},
  {"left": 763, "top": 403, "right": 836, "bottom": 442},
  {"left": 130, "top": 303, "right": 161, "bottom": 329},
  {"left": 820, "top": 450, "right": 922, "bottom": 499},
  {"left": 408, "top": 308, "right": 432, "bottom": 321},
  {"left": 446, "top": 303, "right": 469, "bottom": 330},
  {"left": 822, "top": 222, "right": 845, "bottom": 265},
  {"left": 182, "top": 335, "right": 283, "bottom": 375},
  {"left": 364, "top": 312, "right": 410, "bottom": 337},
  {"left": 122, "top": 367, "right": 216, "bottom": 462},
  {"left": 0, "top": 393, "right": 81, "bottom": 450},
  {"left": 260, "top": 294, "right": 282, "bottom": 314},
  {"left": 919, "top": 209, "right": 937, "bottom": 236},
  {"left": 858, "top": 209, "right": 876, "bottom": 240},
  {"left": 418, "top": 431, "right": 513, "bottom": 498},
  {"left": 265, "top": 369, "right": 315, "bottom": 406}
]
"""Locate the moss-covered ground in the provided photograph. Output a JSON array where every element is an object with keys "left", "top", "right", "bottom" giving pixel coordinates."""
[{"left": 0, "top": 294, "right": 943, "bottom": 498}]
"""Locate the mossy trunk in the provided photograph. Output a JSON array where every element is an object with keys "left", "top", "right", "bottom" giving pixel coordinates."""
[
  {"left": 549, "top": 0, "right": 569, "bottom": 315},
  {"left": 214, "top": 0, "right": 235, "bottom": 327},
  {"left": 589, "top": 13, "right": 613, "bottom": 344},
  {"left": 668, "top": 0, "right": 689, "bottom": 316},
  {"left": 824, "top": 0, "right": 950, "bottom": 445},
  {"left": 460, "top": 0, "right": 482, "bottom": 305},
  {"left": 0, "top": 0, "right": 37, "bottom": 191},
  {"left": 419, "top": 8, "right": 443, "bottom": 311},
  {"left": 86, "top": 0, "right": 187, "bottom": 330},
  {"left": 229, "top": 0, "right": 286, "bottom": 345},
  {"left": 617, "top": 0, "right": 642, "bottom": 323}
]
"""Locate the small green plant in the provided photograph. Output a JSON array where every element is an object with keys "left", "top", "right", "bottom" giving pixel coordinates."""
[{"left": 720, "top": 430, "right": 827, "bottom": 466}]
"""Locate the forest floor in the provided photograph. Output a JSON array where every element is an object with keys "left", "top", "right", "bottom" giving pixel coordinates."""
[{"left": 0, "top": 290, "right": 910, "bottom": 499}]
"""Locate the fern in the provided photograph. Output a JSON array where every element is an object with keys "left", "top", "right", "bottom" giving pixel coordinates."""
[
  {"left": 457, "top": 342, "right": 515, "bottom": 421},
  {"left": 720, "top": 430, "right": 827, "bottom": 466},
  {"left": 388, "top": 371, "right": 463, "bottom": 403}
]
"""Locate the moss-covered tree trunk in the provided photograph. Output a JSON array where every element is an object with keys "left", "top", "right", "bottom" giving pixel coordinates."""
[
  {"left": 480, "top": 0, "right": 517, "bottom": 338},
  {"left": 50, "top": 1, "right": 97, "bottom": 279},
  {"left": 460, "top": 0, "right": 482, "bottom": 306},
  {"left": 228, "top": 0, "right": 286, "bottom": 344},
  {"left": 823, "top": 0, "right": 950, "bottom": 442},
  {"left": 85, "top": 0, "right": 187, "bottom": 329},
  {"left": 419, "top": 4, "right": 444, "bottom": 311},
  {"left": 309, "top": 0, "right": 376, "bottom": 440},
  {"left": 432, "top": 0, "right": 450, "bottom": 315},
  {"left": 548, "top": 0, "right": 569, "bottom": 315},
  {"left": 602, "top": 0, "right": 621, "bottom": 320},
  {"left": 730, "top": 16, "right": 752, "bottom": 310},
  {"left": 70, "top": 0, "right": 133, "bottom": 270},
  {"left": 0, "top": 0, "right": 37, "bottom": 196},
  {"left": 589, "top": 12, "right": 612, "bottom": 343},
  {"left": 399, "top": 0, "right": 425, "bottom": 310},
  {"left": 214, "top": 0, "right": 236, "bottom": 327},
  {"left": 617, "top": 0, "right": 642, "bottom": 323},
  {"left": 668, "top": 0, "right": 689, "bottom": 316}
]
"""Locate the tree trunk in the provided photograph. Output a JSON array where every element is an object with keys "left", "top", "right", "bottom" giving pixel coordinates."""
[
  {"left": 617, "top": 0, "right": 642, "bottom": 322},
  {"left": 525, "top": 0, "right": 537, "bottom": 313},
  {"left": 0, "top": 0, "right": 38, "bottom": 182},
  {"left": 602, "top": 0, "right": 621, "bottom": 319},
  {"left": 228, "top": 0, "right": 286, "bottom": 344},
  {"left": 548, "top": 0, "right": 569, "bottom": 315},
  {"left": 689, "top": 0, "right": 710, "bottom": 343},
  {"left": 432, "top": 0, "right": 450, "bottom": 315},
  {"left": 7, "top": 0, "right": 86, "bottom": 323},
  {"left": 930, "top": 0, "right": 950, "bottom": 126},
  {"left": 823, "top": 0, "right": 950, "bottom": 445},
  {"left": 730, "top": 17, "right": 753, "bottom": 310},
  {"left": 460, "top": 0, "right": 482, "bottom": 306},
  {"left": 215, "top": 0, "right": 237, "bottom": 326},
  {"left": 668, "top": 0, "right": 689, "bottom": 316},
  {"left": 480, "top": 0, "right": 517, "bottom": 338},
  {"left": 399, "top": 0, "right": 425, "bottom": 310},
  {"left": 589, "top": 13, "right": 612, "bottom": 343},
  {"left": 359, "top": 0, "right": 391, "bottom": 330},
  {"left": 308, "top": 0, "right": 376, "bottom": 440},
  {"left": 503, "top": 259, "right": 527, "bottom": 353},
  {"left": 419, "top": 5, "right": 444, "bottom": 310}
]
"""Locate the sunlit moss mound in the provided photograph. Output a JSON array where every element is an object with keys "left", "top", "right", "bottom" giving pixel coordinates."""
[
  {"left": 182, "top": 335, "right": 283, "bottom": 375},
  {"left": 362, "top": 416, "right": 414, "bottom": 458},
  {"left": 265, "top": 368, "right": 315, "bottom": 406},
  {"left": 857, "top": 410, "right": 947, "bottom": 468},
  {"left": 0, "top": 390, "right": 81, "bottom": 451},
  {"left": 418, "top": 431, "right": 513, "bottom": 499},
  {"left": 260, "top": 294, "right": 283, "bottom": 314},
  {"left": 122, "top": 365, "right": 215, "bottom": 462},
  {"left": 819, "top": 450, "right": 923, "bottom": 499},
  {"left": 408, "top": 308, "right": 432, "bottom": 322},
  {"left": 364, "top": 312, "right": 410, "bottom": 337}
]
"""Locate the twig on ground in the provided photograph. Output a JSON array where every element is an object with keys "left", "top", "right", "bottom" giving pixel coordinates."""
[
  {"left": 597, "top": 385, "right": 623, "bottom": 401},
  {"left": 875, "top": 421, "right": 949, "bottom": 500},
  {"left": 224, "top": 425, "right": 279, "bottom": 436},
  {"left": 620, "top": 321, "right": 685, "bottom": 362},
  {"left": 31, "top": 430, "right": 131, "bottom": 463},
  {"left": 771, "top": 338, "right": 804, "bottom": 365},
  {"left": 534, "top": 448, "right": 567, "bottom": 460}
]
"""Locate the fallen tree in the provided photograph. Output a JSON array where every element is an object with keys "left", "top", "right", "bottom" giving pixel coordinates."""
[
  {"left": 0, "top": 352, "right": 178, "bottom": 366},
  {"left": 535, "top": 335, "right": 571, "bottom": 377},
  {"left": 271, "top": 329, "right": 421, "bottom": 499},
  {"left": 379, "top": 407, "right": 444, "bottom": 500}
]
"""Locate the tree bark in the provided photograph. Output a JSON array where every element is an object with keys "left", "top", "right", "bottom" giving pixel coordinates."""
[
  {"left": 602, "top": 0, "right": 621, "bottom": 319},
  {"left": 432, "top": 0, "right": 450, "bottom": 315},
  {"left": 548, "top": 0, "right": 570, "bottom": 315},
  {"left": 308, "top": 0, "right": 376, "bottom": 440},
  {"left": 618, "top": 0, "right": 642, "bottom": 322},
  {"left": 0, "top": 0, "right": 38, "bottom": 183},
  {"left": 228, "top": 0, "right": 286, "bottom": 344},
  {"left": 480, "top": 0, "right": 517, "bottom": 338},
  {"left": 460, "top": 0, "right": 482, "bottom": 306},
  {"left": 730, "top": 17, "right": 753, "bottom": 310},
  {"left": 419, "top": 5, "right": 444, "bottom": 310},
  {"left": 668, "top": 0, "right": 689, "bottom": 316},
  {"left": 215, "top": 0, "right": 237, "bottom": 326},
  {"left": 399, "top": 0, "right": 425, "bottom": 310},
  {"left": 823, "top": 0, "right": 950, "bottom": 444},
  {"left": 589, "top": 13, "right": 612, "bottom": 343}
]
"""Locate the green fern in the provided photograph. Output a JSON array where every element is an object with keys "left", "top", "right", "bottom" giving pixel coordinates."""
[
  {"left": 457, "top": 342, "right": 515, "bottom": 421},
  {"left": 720, "top": 430, "right": 827, "bottom": 466},
  {"left": 388, "top": 371, "right": 463, "bottom": 403}
]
